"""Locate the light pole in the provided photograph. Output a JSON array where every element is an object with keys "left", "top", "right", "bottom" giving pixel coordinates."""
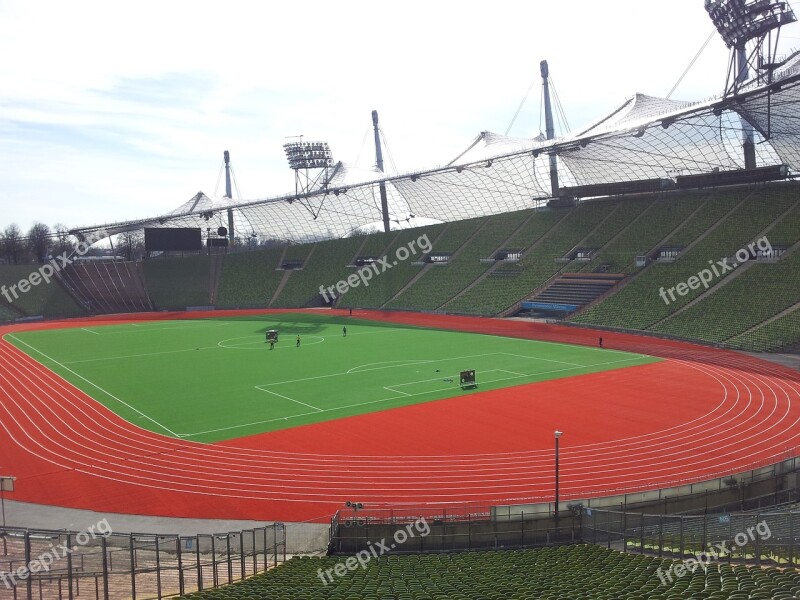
[{"left": 554, "top": 431, "right": 562, "bottom": 527}]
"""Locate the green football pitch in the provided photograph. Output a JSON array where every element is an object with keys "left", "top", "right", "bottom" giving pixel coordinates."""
[{"left": 6, "top": 314, "right": 659, "bottom": 443}]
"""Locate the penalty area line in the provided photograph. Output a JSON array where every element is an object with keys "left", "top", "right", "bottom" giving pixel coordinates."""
[
  {"left": 178, "top": 355, "right": 653, "bottom": 438},
  {"left": 255, "top": 386, "right": 323, "bottom": 412}
]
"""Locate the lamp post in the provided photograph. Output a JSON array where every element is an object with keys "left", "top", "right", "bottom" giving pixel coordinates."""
[{"left": 554, "top": 431, "right": 563, "bottom": 527}]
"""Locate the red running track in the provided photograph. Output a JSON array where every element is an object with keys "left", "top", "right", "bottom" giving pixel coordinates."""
[{"left": 0, "top": 309, "right": 798, "bottom": 523}]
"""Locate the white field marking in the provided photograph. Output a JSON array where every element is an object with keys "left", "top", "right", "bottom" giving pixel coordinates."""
[
  {"left": 497, "top": 369, "right": 528, "bottom": 377},
  {"left": 500, "top": 345, "right": 650, "bottom": 367},
  {"left": 347, "top": 359, "right": 434, "bottom": 374},
  {"left": 187, "top": 358, "right": 646, "bottom": 438},
  {"left": 275, "top": 351, "right": 500, "bottom": 387},
  {"left": 385, "top": 369, "right": 509, "bottom": 389},
  {"left": 344, "top": 328, "right": 411, "bottom": 336},
  {"left": 230, "top": 353, "right": 651, "bottom": 438},
  {"left": 191, "top": 370, "right": 540, "bottom": 438},
  {"left": 75, "top": 358, "right": 788, "bottom": 476},
  {"left": 0, "top": 329, "right": 783, "bottom": 471},
  {"left": 498, "top": 352, "right": 585, "bottom": 368},
  {"left": 502, "top": 334, "right": 651, "bottom": 360},
  {"left": 384, "top": 369, "right": 529, "bottom": 395},
  {"left": 348, "top": 346, "right": 599, "bottom": 374},
  {"left": 63, "top": 345, "right": 221, "bottom": 364},
  {"left": 6, "top": 334, "right": 180, "bottom": 438},
  {"left": 7, "top": 328, "right": 800, "bottom": 488},
  {"left": 255, "top": 386, "right": 323, "bottom": 412},
  {"left": 7, "top": 344, "right": 780, "bottom": 476},
  {"left": 217, "top": 335, "right": 325, "bottom": 350},
  {"left": 582, "top": 356, "right": 654, "bottom": 369},
  {"left": 176, "top": 410, "right": 323, "bottom": 437},
  {"left": 384, "top": 386, "right": 412, "bottom": 396},
  {"left": 80, "top": 322, "right": 230, "bottom": 335},
  {"left": 81, "top": 328, "right": 100, "bottom": 335}
]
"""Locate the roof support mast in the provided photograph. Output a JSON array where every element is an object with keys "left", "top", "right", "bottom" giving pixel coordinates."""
[
  {"left": 736, "top": 47, "right": 757, "bottom": 169},
  {"left": 540, "top": 60, "right": 559, "bottom": 197},
  {"left": 372, "top": 110, "right": 391, "bottom": 233},
  {"left": 224, "top": 150, "right": 234, "bottom": 242}
]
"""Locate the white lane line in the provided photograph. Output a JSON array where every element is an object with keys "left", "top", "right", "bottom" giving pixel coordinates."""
[{"left": 6, "top": 334, "right": 180, "bottom": 438}]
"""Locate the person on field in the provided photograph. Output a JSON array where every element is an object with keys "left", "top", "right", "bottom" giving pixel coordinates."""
[
  {"left": 270, "top": 339, "right": 275, "bottom": 350},
  {"left": 296, "top": 335, "right": 301, "bottom": 348},
  {"left": 343, "top": 326, "right": 347, "bottom": 337}
]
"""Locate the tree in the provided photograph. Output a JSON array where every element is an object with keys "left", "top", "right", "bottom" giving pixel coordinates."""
[
  {"left": 2, "top": 224, "right": 23, "bottom": 264},
  {"left": 117, "top": 230, "right": 145, "bottom": 261},
  {"left": 27, "top": 222, "right": 51, "bottom": 263},
  {"left": 52, "top": 223, "right": 75, "bottom": 257}
]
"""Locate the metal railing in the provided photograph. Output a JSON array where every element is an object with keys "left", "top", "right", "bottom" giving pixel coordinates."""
[
  {"left": 582, "top": 505, "right": 800, "bottom": 567},
  {"left": 0, "top": 523, "right": 286, "bottom": 600}
]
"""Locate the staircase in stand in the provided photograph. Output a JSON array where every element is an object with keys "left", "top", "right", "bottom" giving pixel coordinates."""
[
  {"left": 523, "top": 273, "right": 625, "bottom": 316},
  {"left": 62, "top": 260, "right": 153, "bottom": 314}
]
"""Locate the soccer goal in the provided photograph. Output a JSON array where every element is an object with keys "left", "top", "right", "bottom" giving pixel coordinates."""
[{"left": 459, "top": 370, "right": 477, "bottom": 389}]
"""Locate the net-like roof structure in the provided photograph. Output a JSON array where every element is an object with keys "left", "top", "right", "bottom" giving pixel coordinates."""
[{"left": 73, "top": 57, "right": 800, "bottom": 244}]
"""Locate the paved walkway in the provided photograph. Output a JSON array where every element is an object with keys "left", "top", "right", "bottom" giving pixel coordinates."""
[
  {"left": 2, "top": 499, "right": 330, "bottom": 553},
  {"left": 746, "top": 351, "right": 800, "bottom": 371}
]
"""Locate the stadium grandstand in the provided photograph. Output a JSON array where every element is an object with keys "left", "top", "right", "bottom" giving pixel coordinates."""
[{"left": 3, "top": 2, "right": 800, "bottom": 599}]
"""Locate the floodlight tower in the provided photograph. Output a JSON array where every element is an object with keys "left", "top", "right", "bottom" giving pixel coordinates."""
[
  {"left": 372, "top": 110, "right": 391, "bottom": 233},
  {"left": 540, "top": 60, "right": 559, "bottom": 197},
  {"left": 706, "top": 0, "right": 797, "bottom": 167},
  {"left": 223, "top": 150, "right": 234, "bottom": 242},
  {"left": 283, "top": 137, "right": 335, "bottom": 197},
  {"left": 706, "top": 0, "right": 796, "bottom": 93}
]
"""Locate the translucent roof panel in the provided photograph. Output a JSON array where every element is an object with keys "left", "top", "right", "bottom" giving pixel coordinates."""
[
  {"left": 392, "top": 153, "right": 549, "bottom": 222},
  {"left": 573, "top": 93, "right": 694, "bottom": 138},
  {"left": 737, "top": 76, "right": 800, "bottom": 170},
  {"left": 561, "top": 112, "right": 759, "bottom": 185},
  {"left": 72, "top": 73, "right": 800, "bottom": 244}
]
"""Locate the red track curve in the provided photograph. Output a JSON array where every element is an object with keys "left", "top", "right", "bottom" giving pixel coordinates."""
[{"left": 0, "top": 309, "right": 798, "bottom": 522}]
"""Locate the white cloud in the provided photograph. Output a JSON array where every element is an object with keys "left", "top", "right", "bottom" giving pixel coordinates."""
[{"left": 0, "top": 0, "right": 798, "bottom": 231}]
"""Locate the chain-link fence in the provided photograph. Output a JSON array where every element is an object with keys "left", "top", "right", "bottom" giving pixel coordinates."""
[
  {"left": 0, "top": 523, "right": 286, "bottom": 600},
  {"left": 582, "top": 506, "right": 800, "bottom": 567}
]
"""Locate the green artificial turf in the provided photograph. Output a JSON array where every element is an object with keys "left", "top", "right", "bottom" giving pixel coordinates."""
[{"left": 6, "top": 313, "right": 659, "bottom": 443}]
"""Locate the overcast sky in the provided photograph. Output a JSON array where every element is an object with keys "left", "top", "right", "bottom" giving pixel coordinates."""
[{"left": 1, "top": 0, "right": 799, "bottom": 233}]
